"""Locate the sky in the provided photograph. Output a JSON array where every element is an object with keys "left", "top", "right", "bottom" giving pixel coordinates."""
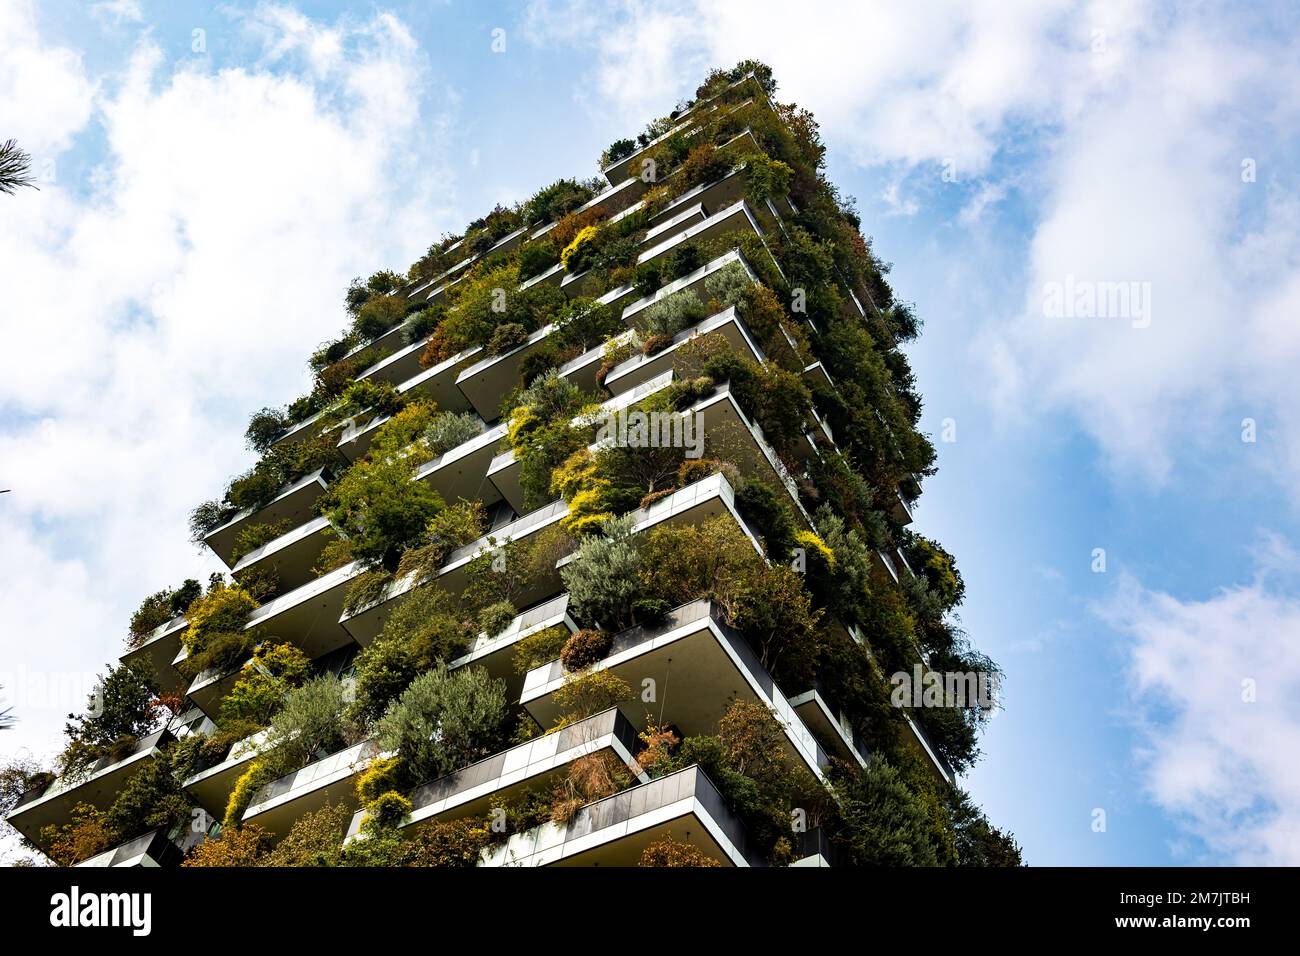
[{"left": 2, "top": 0, "right": 1299, "bottom": 866}]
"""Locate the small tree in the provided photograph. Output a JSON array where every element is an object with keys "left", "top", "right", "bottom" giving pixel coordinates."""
[{"left": 375, "top": 665, "right": 509, "bottom": 784}]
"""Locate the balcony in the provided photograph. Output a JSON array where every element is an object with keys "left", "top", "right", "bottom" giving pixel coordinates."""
[
  {"left": 557, "top": 329, "right": 636, "bottom": 396},
  {"left": 520, "top": 597, "right": 828, "bottom": 780},
  {"left": 455, "top": 323, "right": 565, "bottom": 420},
  {"left": 345, "top": 707, "right": 644, "bottom": 842},
  {"left": 411, "top": 421, "right": 507, "bottom": 509},
  {"left": 787, "top": 679, "right": 871, "bottom": 769},
  {"left": 5, "top": 729, "right": 173, "bottom": 847},
  {"left": 604, "top": 305, "right": 763, "bottom": 396},
  {"left": 635, "top": 200, "right": 766, "bottom": 283},
  {"left": 203, "top": 468, "right": 331, "bottom": 568},
  {"left": 905, "top": 715, "right": 955, "bottom": 786},
  {"left": 182, "top": 729, "right": 267, "bottom": 817},
  {"left": 620, "top": 249, "right": 754, "bottom": 330},
  {"left": 480, "top": 765, "right": 761, "bottom": 867},
  {"left": 120, "top": 614, "right": 189, "bottom": 693},
  {"left": 242, "top": 559, "right": 361, "bottom": 659},
  {"left": 74, "top": 828, "right": 182, "bottom": 868},
  {"left": 231, "top": 514, "right": 332, "bottom": 595},
  {"left": 339, "top": 499, "right": 570, "bottom": 646},
  {"left": 184, "top": 656, "right": 246, "bottom": 721},
  {"left": 449, "top": 592, "right": 575, "bottom": 691},
  {"left": 241, "top": 738, "right": 383, "bottom": 841}
]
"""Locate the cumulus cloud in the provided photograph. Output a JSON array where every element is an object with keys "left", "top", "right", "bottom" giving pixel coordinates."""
[
  {"left": 1104, "top": 537, "right": 1300, "bottom": 864},
  {"left": 0, "top": 0, "right": 457, "bottom": 768}
]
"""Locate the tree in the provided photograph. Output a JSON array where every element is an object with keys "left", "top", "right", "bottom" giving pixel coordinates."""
[
  {"left": 60, "top": 659, "right": 162, "bottom": 779},
  {"left": 560, "top": 515, "right": 644, "bottom": 629},
  {"left": 0, "top": 139, "right": 37, "bottom": 195},
  {"left": 374, "top": 664, "right": 509, "bottom": 784},
  {"left": 259, "top": 675, "right": 350, "bottom": 780},
  {"left": 830, "top": 759, "right": 947, "bottom": 866}
]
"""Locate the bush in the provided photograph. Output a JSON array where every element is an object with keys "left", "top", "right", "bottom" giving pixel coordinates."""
[
  {"left": 245, "top": 407, "right": 287, "bottom": 453},
  {"left": 219, "top": 642, "right": 311, "bottom": 728},
  {"left": 703, "top": 259, "right": 752, "bottom": 309},
  {"left": 603, "top": 137, "right": 637, "bottom": 165},
  {"left": 512, "top": 625, "right": 571, "bottom": 675},
  {"left": 517, "top": 240, "right": 559, "bottom": 280},
  {"left": 559, "top": 628, "right": 612, "bottom": 671},
  {"left": 830, "top": 759, "right": 948, "bottom": 866},
  {"left": 552, "top": 670, "right": 631, "bottom": 727},
  {"left": 374, "top": 664, "right": 509, "bottom": 784},
  {"left": 477, "top": 600, "right": 516, "bottom": 638},
  {"left": 680, "top": 142, "right": 731, "bottom": 186},
  {"left": 424, "top": 411, "right": 484, "bottom": 457},
  {"left": 183, "top": 823, "right": 271, "bottom": 867},
  {"left": 182, "top": 583, "right": 258, "bottom": 659},
  {"left": 560, "top": 516, "right": 643, "bottom": 630},
  {"left": 487, "top": 322, "right": 528, "bottom": 356},
  {"left": 560, "top": 224, "right": 599, "bottom": 271},
  {"left": 263, "top": 803, "right": 349, "bottom": 867},
  {"left": 639, "top": 835, "right": 722, "bottom": 867},
  {"left": 355, "top": 756, "right": 407, "bottom": 805},
  {"left": 640, "top": 289, "right": 706, "bottom": 342},
  {"left": 259, "top": 675, "right": 351, "bottom": 781},
  {"left": 353, "top": 294, "right": 407, "bottom": 341}
]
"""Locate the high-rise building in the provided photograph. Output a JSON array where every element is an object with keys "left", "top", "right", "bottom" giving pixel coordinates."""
[{"left": 4, "top": 62, "right": 1017, "bottom": 869}]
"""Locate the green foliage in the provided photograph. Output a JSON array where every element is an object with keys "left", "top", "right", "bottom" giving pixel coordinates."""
[
  {"left": 352, "top": 294, "right": 406, "bottom": 341},
  {"left": 347, "top": 585, "right": 471, "bottom": 727},
  {"left": 263, "top": 803, "right": 350, "bottom": 867},
  {"left": 830, "top": 758, "right": 952, "bottom": 866},
  {"left": 512, "top": 625, "right": 572, "bottom": 675},
  {"left": 517, "top": 239, "right": 559, "bottom": 280},
  {"left": 423, "top": 410, "right": 484, "bottom": 457},
  {"left": 219, "top": 642, "right": 311, "bottom": 728},
  {"left": 636, "top": 288, "right": 707, "bottom": 339},
  {"left": 245, "top": 407, "right": 288, "bottom": 453},
  {"left": 322, "top": 404, "right": 447, "bottom": 568},
  {"left": 182, "top": 582, "right": 258, "bottom": 660},
  {"left": 374, "top": 664, "right": 509, "bottom": 784},
  {"left": 477, "top": 600, "right": 516, "bottom": 638},
  {"left": 259, "top": 674, "right": 350, "bottom": 781},
  {"left": 59, "top": 659, "right": 160, "bottom": 779},
  {"left": 560, "top": 515, "right": 644, "bottom": 630}
]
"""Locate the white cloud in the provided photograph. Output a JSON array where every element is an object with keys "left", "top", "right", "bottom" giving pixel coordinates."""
[
  {"left": 1104, "top": 537, "right": 1300, "bottom": 864},
  {"left": 525, "top": 0, "right": 1300, "bottom": 494},
  {"left": 0, "top": 2, "right": 458, "bottom": 772}
]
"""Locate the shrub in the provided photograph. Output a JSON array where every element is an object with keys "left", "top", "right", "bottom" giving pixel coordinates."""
[
  {"left": 183, "top": 823, "right": 271, "bottom": 866},
  {"left": 550, "top": 751, "right": 632, "bottom": 824},
  {"left": 41, "top": 803, "right": 117, "bottom": 867},
  {"left": 642, "top": 332, "right": 673, "bottom": 355},
  {"left": 511, "top": 625, "right": 571, "bottom": 675},
  {"left": 477, "top": 600, "right": 516, "bottom": 638},
  {"left": 742, "top": 153, "right": 793, "bottom": 204},
  {"left": 352, "top": 294, "right": 407, "bottom": 341},
  {"left": 703, "top": 259, "right": 752, "bottom": 309},
  {"left": 362, "top": 791, "right": 413, "bottom": 832},
  {"left": 355, "top": 756, "right": 407, "bottom": 805},
  {"left": 374, "top": 664, "right": 509, "bottom": 784},
  {"left": 182, "top": 582, "right": 258, "bottom": 658},
  {"left": 560, "top": 224, "right": 600, "bottom": 271},
  {"left": 603, "top": 137, "right": 637, "bottom": 165},
  {"left": 560, "top": 515, "right": 644, "bottom": 630},
  {"left": 517, "top": 240, "right": 559, "bottom": 280},
  {"left": 680, "top": 142, "right": 731, "bottom": 186},
  {"left": 559, "top": 628, "right": 612, "bottom": 671},
  {"left": 404, "top": 306, "right": 443, "bottom": 344},
  {"left": 259, "top": 674, "right": 350, "bottom": 781},
  {"left": 552, "top": 669, "right": 631, "bottom": 727},
  {"left": 830, "top": 759, "right": 947, "bottom": 866},
  {"left": 633, "top": 262, "right": 662, "bottom": 298},
  {"left": 263, "top": 803, "right": 349, "bottom": 867},
  {"left": 231, "top": 518, "right": 291, "bottom": 562},
  {"left": 59, "top": 659, "right": 161, "bottom": 779},
  {"left": 664, "top": 242, "right": 702, "bottom": 280},
  {"left": 639, "top": 835, "right": 722, "bottom": 867},
  {"left": 487, "top": 322, "right": 528, "bottom": 356},
  {"left": 245, "top": 407, "right": 287, "bottom": 453},
  {"left": 219, "top": 642, "right": 311, "bottom": 728}
]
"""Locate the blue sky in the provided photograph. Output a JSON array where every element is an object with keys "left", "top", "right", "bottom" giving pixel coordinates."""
[{"left": 3, "top": 0, "right": 1300, "bottom": 866}]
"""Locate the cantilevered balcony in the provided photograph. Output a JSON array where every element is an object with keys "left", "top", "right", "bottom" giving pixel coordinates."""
[
  {"left": 182, "top": 730, "right": 267, "bottom": 817},
  {"left": 184, "top": 657, "right": 246, "bottom": 721},
  {"left": 231, "top": 514, "right": 332, "bottom": 595},
  {"left": 241, "top": 738, "right": 383, "bottom": 841},
  {"left": 203, "top": 468, "right": 331, "bottom": 568},
  {"left": 480, "top": 765, "right": 762, "bottom": 867},
  {"left": 242, "top": 559, "right": 361, "bottom": 658},
  {"left": 75, "top": 828, "right": 183, "bottom": 868},
  {"left": 121, "top": 615, "right": 189, "bottom": 693},
  {"left": 339, "top": 499, "right": 570, "bottom": 646},
  {"left": 604, "top": 305, "right": 763, "bottom": 395},
  {"left": 411, "top": 421, "right": 506, "bottom": 509},
  {"left": 621, "top": 249, "right": 756, "bottom": 330},
  {"left": 455, "top": 324, "right": 565, "bottom": 420},
  {"left": 520, "top": 597, "right": 828, "bottom": 780},
  {"left": 344, "top": 707, "right": 644, "bottom": 842},
  {"left": 4, "top": 729, "right": 173, "bottom": 847},
  {"left": 449, "top": 591, "right": 575, "bottom": 692},
  {"left": 636, "top": 200, "right": 766, "bottom": 282},
  {"left": 787, "top": 678, "right": 871, "bottom": 769},
  {"left": 905, "top": 715, "right": 955, "bottom": 786}
]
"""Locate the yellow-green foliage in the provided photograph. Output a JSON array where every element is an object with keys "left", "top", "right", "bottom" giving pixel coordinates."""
[
  {"left": 355, "top": 756, "right": 406, "bottom": 805},
  {"left": 220, "top": 642, "right": 312, "bottom": 727},
  {"left": 795, "top": 530, "right": 836, "bottom": 569},
  {"left": 224, "top": 760, "right": 270, "bottom": 829},
  {"left": 512, "top": 624, "right": 572, "bottom": 675},
  {"left": 560, "top": 225, "right": 599, "bottom": 269},
  {"left": 183, "top": 583, "right": 258, "bottom": 656},
  {"left": 552, "top": 448, "right": 614, "bottom": 536},
  {"left": 361, "top": 791, "right": 413, "bottom": 835}
]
